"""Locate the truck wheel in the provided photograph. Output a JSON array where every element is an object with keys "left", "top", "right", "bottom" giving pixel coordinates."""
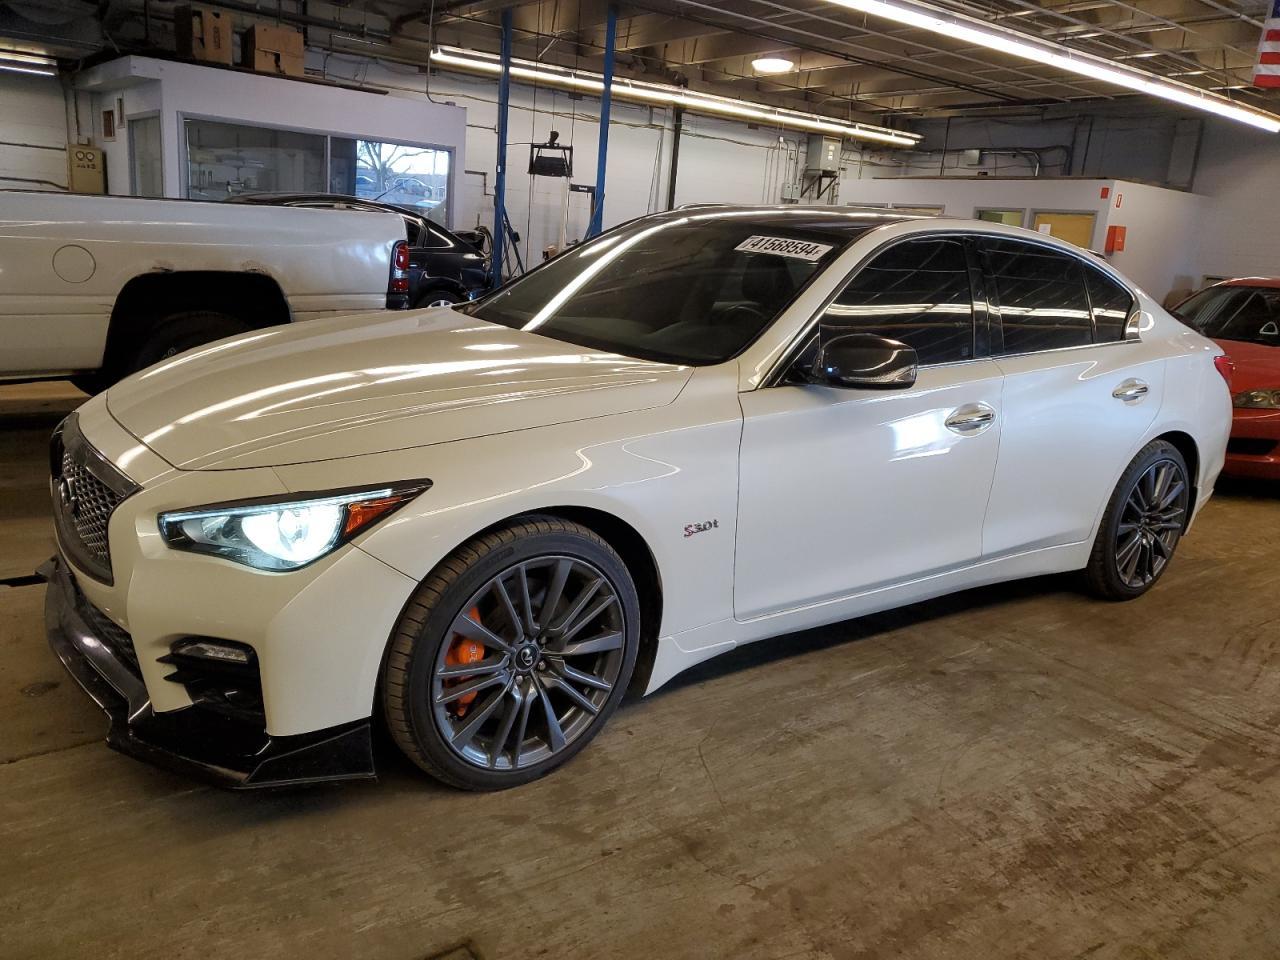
[
  {"left": 126, "top": 311, "right": 250, "bottom": 374},
  {"left": 413, "top": 288, "right": 463, "bottom": 309}
]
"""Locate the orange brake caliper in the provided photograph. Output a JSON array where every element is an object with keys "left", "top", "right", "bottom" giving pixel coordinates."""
[{"left": 445, "top": 606, "right": 486, "bottom": 718}]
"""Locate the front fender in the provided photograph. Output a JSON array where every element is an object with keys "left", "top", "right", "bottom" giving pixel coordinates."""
[{"left": 271, "top": 374, "right": 744, "bottom": 645}]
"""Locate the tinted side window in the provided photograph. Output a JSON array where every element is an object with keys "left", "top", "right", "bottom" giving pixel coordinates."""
[
  {"left": 1084, "top": 266, "right": 1135, "bottom": 342},
  {"left": 984, "top": 240, "right": 1092, "bottom": 354},
  {"left": 822, "top": 237, "right": 974, "bottom": 365}
]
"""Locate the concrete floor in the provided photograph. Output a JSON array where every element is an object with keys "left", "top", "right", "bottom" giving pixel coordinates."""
[{"left": 3, "top": 383, "right": 1280, "bottom": 960}]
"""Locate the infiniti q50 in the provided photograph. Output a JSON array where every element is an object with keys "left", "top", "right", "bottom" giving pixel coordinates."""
[{"left": 43, "top": 207, "right": 1232, "bottom": 791}]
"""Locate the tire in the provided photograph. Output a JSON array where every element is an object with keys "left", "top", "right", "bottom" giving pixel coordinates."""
[
  {"left": 413, "top": 288, "right": 463, "bottom": 309},
  {"left": 125, "top": 310, "right": 250, "bottom": 374},
  {"left": 382, "top": 516, "right": 640, "bottom": 790},
  {"left": 1085, "top": 439, "right": 1191, "bottom": 601}
]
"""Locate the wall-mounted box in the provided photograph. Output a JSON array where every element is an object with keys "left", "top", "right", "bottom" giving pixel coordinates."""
[
  {"left": 243, "top": 23, "right": 304, "bottom": 77},
  {"left": 68, "top": 144, "right": 106, "bottom": 194},
  {"left": 175, "top": 6, "right": 233, "bottom": 66},
  {"left": 806, "top": 135, "right": 841, "bottom": 174}
]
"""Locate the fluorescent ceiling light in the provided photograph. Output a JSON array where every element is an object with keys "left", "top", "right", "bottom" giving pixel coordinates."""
[
  {"left": 820, "top": 0, "right": 1280, "bottom": 133},
  {"left": 752, "top": 57, "right": 796, "bottom": 74},
  {"left": 430, "top": 46, "right": 921, "bottom": 147},
  {"left": 0, "top": 62, "right": 56, "bottom": 76}
]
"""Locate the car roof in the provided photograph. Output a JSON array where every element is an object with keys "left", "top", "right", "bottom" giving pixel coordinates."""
[
  {"left": 1220, "top": 277, "right": 1280, "bottom": 289},
  {"left": 646, "top": 204, "right": 923, "bottom": 241}
]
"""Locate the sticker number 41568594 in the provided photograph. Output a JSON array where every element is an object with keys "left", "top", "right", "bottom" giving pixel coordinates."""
[{"left": 734, "top": 235, "right": 834, "bottom": 261}]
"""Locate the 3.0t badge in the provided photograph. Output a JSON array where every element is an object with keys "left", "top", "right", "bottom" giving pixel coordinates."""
[{"left": 684, "top": 518, "right": 719, "bottom": 538}]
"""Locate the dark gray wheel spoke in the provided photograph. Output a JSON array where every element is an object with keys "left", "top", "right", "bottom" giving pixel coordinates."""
[
  {"left": 535, "top": 678, "right": 567, "bottom": 752},
  {"left": 516, "top": 563, "right": 537, "bottom": 635},
  {"left": 510, "top": 678, "right": 536, "bottom": 768},
  {"left": 450, "top": 612, "right": 514, "bottom": 654},
  {"left": 492, "top": 578, "right": 525, "bottom": 643},
  {"left": 540, "top": 559, "right": 572, "bottom": 630},
  {"left": 1116, "top": 533, "right": 1142, "bottom": 567},
  {"left": 557, "top": 595, "right": 620, "bottom": 646},
  {"left": 540, "top": 672, "right": 601, "bottom": 716},
  {"left": 436, "top": 671, "right": 507, "bottom": 706},
  {"left": 558, "top": 630, "right": 624, "bottom": 657},
  {"left": 552, "top": 660, "right": 614, "bottom": 692},
  {"left": 437, "top": 654, "right": 509, "bottom": 680},
  {"left": 548, "top": 578, "right": 603, "bottom": 636},
  {"left": 450, "top": 681, "right": 513, "bottom": 749},
  {"left": 487, "top": 684, "right": 523, "bottom": 768},
  {"left": 1157, "top": 480, "right": 1185, "bottom": 510}
]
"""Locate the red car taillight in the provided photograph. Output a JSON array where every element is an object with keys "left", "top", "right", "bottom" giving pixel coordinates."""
[
  {"left": 1214, "top": 354, "right": 1235, "bottom": 392},
  {"left": 389, "top": 240, "right": 410, "bottom": 295}
]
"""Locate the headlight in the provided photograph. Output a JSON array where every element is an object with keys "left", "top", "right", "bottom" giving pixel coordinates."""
[
  {"left": 158, "top": 481, "right": 430, "bottom": 571},
  {"left": 1233, "top": 389, "right": 1280, "bottom": 409}
]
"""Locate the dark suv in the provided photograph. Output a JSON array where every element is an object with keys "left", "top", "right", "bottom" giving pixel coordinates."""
[{"left": 228, "top": 193, "right": 492, "bottom": 309}]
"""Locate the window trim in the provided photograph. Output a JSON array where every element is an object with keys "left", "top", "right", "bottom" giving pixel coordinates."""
[
  {"left": 763, "top": 231, "right": 984, "bottom": 387},
  {"left": 762, "top": 228, "right": 1142, "bottom": 388},
  {"left": 976, "top": 234, "right": 1141, "bottom": 359}
]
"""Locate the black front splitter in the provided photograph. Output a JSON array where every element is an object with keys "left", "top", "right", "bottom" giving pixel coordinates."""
[{"left": 40, "top": 555, "right": 376, "bottom": 790}]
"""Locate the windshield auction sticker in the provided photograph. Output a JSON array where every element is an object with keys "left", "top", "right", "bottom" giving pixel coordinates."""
[{"left": 735, "top": 235, "right": 834, "bottom": 261}]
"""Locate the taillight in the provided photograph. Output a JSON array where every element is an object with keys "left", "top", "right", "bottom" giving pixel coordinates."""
[
  {"left": 389, "top": 240, "right": 410, "bottom": 295},
  {"left": 1214, "top": 354, "right": 1235, "bottom": 392}
]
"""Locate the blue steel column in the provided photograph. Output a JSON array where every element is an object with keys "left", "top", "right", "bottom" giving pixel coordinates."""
[
  {"left": 586, "top": 4, "right": 617, "bottom": 238},
  {"left": 491, "top": 7, "right": 514, "bottom": 287}
]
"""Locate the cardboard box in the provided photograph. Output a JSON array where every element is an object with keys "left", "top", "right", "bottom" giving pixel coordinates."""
[
  {"left": 243, "top": 23, "right": 304, "bottom": 77},
  {"left": 175, "top": 5, "right": 233, "bottom": 66}
]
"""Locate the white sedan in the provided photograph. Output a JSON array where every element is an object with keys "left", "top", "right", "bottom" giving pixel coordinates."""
[{"left": 44, "top": 207, "right": 1232, "bottom": 791}]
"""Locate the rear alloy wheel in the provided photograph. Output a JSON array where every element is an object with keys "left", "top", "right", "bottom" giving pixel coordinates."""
[
  {"left": 382, "top": 518, "right": 639, "bottom": 790},
  {"left": 1085, "top": 440, "right": 1190, "bottom": 600}
]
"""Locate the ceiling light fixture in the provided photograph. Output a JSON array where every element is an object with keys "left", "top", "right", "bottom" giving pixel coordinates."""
[
  {"left": 752, "top": 57, "right": 796, "bottom": 74},
  {"left": 0, "top": 50, "right": 56, "bottom": 76},
  {"left": 819, "top": 0, "right": 1280, "bottom": 132},
  {"left": 430, "top": 46, "right": 921, "bottom": 147}
]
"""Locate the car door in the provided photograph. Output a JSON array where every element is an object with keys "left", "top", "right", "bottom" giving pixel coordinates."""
[
  {"left": 735, "top": 235, "right": 1005, "bottom": 620},
  {"left": 977, "top": 237, "right": 1163, "bottom": 556}
]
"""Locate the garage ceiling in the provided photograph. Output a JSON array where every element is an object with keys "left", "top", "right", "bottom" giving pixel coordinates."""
[{"left": 378, "top": 0, "right": 1277, "bottom": 122}]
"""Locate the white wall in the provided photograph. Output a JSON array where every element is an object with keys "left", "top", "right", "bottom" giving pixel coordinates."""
[
  {"left": 0, "top": 72, "right": 69, "bottom": 192},
  {"left": 74, "top": 56, "right": 467, "bottom": 209},
  {"left": 1191, "top": 118, "right": 1280, "bottom": 283},
  {"left": 834, "top": 175, "right": 1203, "bottom": 300}
]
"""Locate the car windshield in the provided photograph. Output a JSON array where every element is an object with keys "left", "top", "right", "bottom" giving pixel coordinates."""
[
  {"left": 1174, "top": 285, "right": 1280, "bottom": 347},
  {"left": 463, "top": 213, "right": 863, "bottom": 364}
]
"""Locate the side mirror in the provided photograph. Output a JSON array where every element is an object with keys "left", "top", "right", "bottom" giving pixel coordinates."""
[{"left": 812, "top": 333, "right": 918, "bottom": 390}]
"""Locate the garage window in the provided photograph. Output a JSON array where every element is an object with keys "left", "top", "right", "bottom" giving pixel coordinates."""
[
  {"left": 330, "top": 137, "right": 452, "bottom": 227},
  {"left": 184, "top": 119, "right": 326, "bottom": 199},
  {"left": 983, "top": 238, "right": 1093, "bottom": 355},
  {"left": 822, "top": 237, "right": 974, "bottom": 365}
]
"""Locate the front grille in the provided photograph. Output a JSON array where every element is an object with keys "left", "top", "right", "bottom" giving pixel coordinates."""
[
  {"left": 57, "top": 449, "right": 120, "bottom": 564},
  {"left": 50, "top": 414, "right": 139, "bottom": 584},
  {"left": 1227, "top": 437, "right": 1278, "bottom": 457}
]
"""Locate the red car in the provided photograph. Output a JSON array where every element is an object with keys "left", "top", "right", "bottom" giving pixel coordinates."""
[{"left": 1174, "top": 278, "right": 1280, "bottom": 479}]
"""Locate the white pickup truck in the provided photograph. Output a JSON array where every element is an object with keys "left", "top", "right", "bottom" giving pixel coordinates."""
[{"left": 0, "top": 191, "right": 409, "bottom": 390}]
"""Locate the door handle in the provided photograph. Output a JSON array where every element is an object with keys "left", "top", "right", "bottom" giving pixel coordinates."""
[
  {"left": 944, "top": 403, "right": 996, "bottom": 435},
  {"left": 1112, "top": 379, "right": 1150, "bottom": 402}
]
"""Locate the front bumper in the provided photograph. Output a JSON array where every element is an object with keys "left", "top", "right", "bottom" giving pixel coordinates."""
[
  {"left": 1223, "top": 408, "right": 1280, "bottom": 480},
  {"left": 40, "top": 555, "right": 376, "bottom": 790}
]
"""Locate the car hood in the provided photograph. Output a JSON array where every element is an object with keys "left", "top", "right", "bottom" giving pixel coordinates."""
[
  {"left": 106, "top": 310, "right": 692, "bottom": 470},
  {"left": 1215, "top": 338, "right": 1280, "bottom": 392}
]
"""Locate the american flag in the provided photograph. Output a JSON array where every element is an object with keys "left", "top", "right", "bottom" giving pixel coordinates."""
[{"left": 1256, "top": 0, "right": 1280, "bottom": 88}]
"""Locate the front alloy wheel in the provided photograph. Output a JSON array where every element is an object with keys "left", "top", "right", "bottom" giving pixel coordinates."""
[
  {"left": 383, "top": 518, "right": 639, "bottom": 790},
  {"left": 1085, "top": 439, "right": 1190, "bottom": 600}
]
